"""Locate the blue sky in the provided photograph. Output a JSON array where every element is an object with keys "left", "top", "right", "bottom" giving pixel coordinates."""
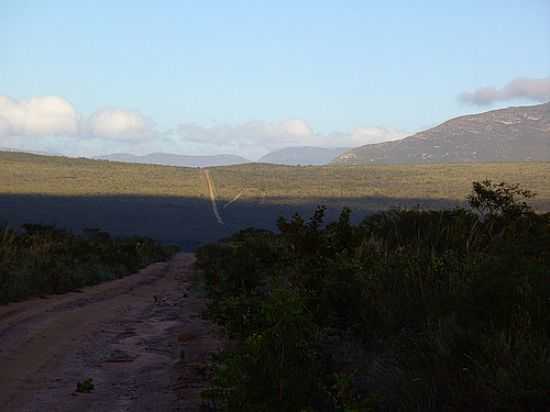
[{"left": 1, "top": 0, "right": 549, "bottom": 158}]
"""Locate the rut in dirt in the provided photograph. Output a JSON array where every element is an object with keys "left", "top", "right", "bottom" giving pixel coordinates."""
[
  {"left": 0, "top": 253, "right": 222, "bottom": 412},
  {"left": 203, "top": 169, "right": 224, "bottom": 225}
]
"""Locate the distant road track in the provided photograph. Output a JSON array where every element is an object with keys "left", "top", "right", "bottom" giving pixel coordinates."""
[
  {"left": 223, "top": 190, "right": 243, "bottom": 209},
  {"left": 203, "top": 169, "right": 224, "bottom": 225}
]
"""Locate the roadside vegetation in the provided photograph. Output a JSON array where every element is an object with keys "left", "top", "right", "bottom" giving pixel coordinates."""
[
  {"left": 195, "top": 181, "right": 550, "bottom": 411},
  {"left": 2, "top": 151, "right": 550, "bottom": 211},
  {"left": 209, "top": 162, "right": 550, "bottom": 211},
  {"left": 0, "top": 151, "right": 203, "bottom": 197},
  {"left": 0, "top": 224, "right": 178, "bottom": 304}
]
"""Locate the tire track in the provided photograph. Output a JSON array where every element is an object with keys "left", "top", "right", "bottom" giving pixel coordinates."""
[
  {"left": 0, "top": 253, "right": 223, "bottom": 412},
  {"left": 223, "top": 190, "right": 243, "bottom": 209},
  {"left": 203, "top": 169, "right": 224, "bottom": 225}
]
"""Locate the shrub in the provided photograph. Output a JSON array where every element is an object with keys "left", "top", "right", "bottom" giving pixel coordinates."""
[
  {"left": 196, "top": 182, "right": 550, "bottom": 411},
  {"left": 0, "top": 225, "right": 178, "bottom": 303}
]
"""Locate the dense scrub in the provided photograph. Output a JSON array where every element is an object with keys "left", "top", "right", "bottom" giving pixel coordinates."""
[
  {"left": 0, "top": 224, "right": 178, "bottom": 304},
  {"left": 2, "top": 152, "right": 550, "bottom": 212},
  {"left": 195, "top": 181, "right": 550, "bottom": 411}
]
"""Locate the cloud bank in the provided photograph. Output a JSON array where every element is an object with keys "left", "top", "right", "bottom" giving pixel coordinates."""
[
  {"left": 459, "top": 77, "right": 550, "bottom": 105},
  {"left": 0, "top": 94, "right": 407, "bottom": 159},
  {"left": 175, "top": 119, "right": 314, "bottom": 148},
  {"left": 348, "top": 127, "right": 407, "bottom": 146},
  {"left": 0, "top": 95, "right": 154, "bottom": 140},
  {"left": 87, "top": 109, "right": 155, "bottom": 141},
  {"left": 0, "top": 96, "right": 80, "bottom": 137},
  {"left": 173, "top": 121, "right": 406, "bottom": 159}
]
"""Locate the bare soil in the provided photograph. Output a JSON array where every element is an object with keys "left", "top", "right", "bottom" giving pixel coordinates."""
[
  {"left": 0, "top": 253, "right": 222, "bottom": 412},
  {"left": 202, "top": 169, "right": 224, "bottom": 225}
]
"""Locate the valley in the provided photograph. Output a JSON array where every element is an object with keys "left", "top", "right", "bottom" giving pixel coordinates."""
[{"left": 1, "top": 150, "right": 549, "bottom": 248}]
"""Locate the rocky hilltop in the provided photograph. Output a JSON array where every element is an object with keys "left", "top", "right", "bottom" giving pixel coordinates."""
[{"left": 334, "top": 102, "right": 550, "bottom": 164}]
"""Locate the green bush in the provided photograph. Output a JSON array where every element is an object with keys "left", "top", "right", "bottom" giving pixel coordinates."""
[
  {"left": 0, "top": 224, "right": 178, "bottom": 304},
  {"left": 195, "top": 181, "right": 550, "bottom": 411}
]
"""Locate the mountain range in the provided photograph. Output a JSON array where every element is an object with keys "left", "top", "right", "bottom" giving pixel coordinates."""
[
  {"left": 96, "top": 152, "right": 250, "bottom": 167},
  {"left": 258, "top": 146, "right": 350, "bottom": 165},
  {"left": 0, "top": 147, "right": 58, "bottom": 156},
  {"left": 333, "top": 102, "right": 550, "bottom": 165},
  {"left": 4, "top": 102, "right": 549, "bottom": 168},
  {"left": 97, "top": 147, "right": 353, "bottom": 167}
]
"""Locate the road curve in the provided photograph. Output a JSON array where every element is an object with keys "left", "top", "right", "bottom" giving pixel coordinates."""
[{"left": 0, "top": 253, "right": 221, "bottom": 412}]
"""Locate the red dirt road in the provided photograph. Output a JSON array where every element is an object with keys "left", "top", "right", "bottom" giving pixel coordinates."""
[{"left": 0, "top": 253, "right": 221, "bottom": 411}]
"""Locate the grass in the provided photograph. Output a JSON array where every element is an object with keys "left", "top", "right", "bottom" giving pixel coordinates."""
[
  {"left": 1, "top": 152, "right": 549, "bottom": 211},
  {"left": 209, "top": 162, "right": 550, "bottom": 208},
  {"left": 0, "top": 224, "right": 178, "bottom": 304},
  {"left": 0, "top": 151, "right": 203, "bottom": 197}
]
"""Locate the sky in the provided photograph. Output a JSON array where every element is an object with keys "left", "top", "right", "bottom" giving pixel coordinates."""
[{"left": 1, "top": 0, "right": 549, "bottom": 159}]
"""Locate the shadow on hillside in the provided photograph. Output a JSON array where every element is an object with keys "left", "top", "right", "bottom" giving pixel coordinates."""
[{"left": 0, "top": 194, "right": 462, "bottom": 250}]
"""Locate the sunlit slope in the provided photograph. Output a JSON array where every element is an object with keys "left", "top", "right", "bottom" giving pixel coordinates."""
[
  {"left": 1, "top": 152, "right": 550, "bottom": 212},
  {"left": 207, "top": 162, "right": 550, "bottom": 210},
  {"left": 0, "top": 152, "right": 204, "bottom": 197},
  {"left": 333, "top": 102, "right": 550, "bottom": 165}
]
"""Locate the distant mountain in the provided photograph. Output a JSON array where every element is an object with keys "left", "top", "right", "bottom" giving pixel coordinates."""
[
  {"left": 0, "top": 147, "right": 58, "bottom": 156},
  {"left": 96, "top": 152, "right": 250, "bottom": 167},
  {"left": 333, "top": 102, "right": 550, "bottom": 165},
  {"left": 259, "top": 146, "right": 351, "bottom": 165}
]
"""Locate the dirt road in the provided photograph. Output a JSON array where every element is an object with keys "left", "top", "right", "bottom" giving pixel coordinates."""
[
  {"left": 0, "top": 253, "right": 221, "bottom": 412},
  {"left": 202, "top": 169, "right": 224, "bottom": 225}
]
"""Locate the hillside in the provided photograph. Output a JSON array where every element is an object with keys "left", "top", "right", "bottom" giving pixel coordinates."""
[
  {"left": 334, "top": 102, "right": 550, "bottom": 165},
  {"left": 1, "top": 151, "right": 549, "bottom": 247},
  {"left": 96, "top": 152, "right": 250, "bottom": 167},
  {"left": 258, "top": 146, "right": 350, "bottom": 165}
]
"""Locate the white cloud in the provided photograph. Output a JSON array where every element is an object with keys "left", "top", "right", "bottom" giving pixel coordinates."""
[
  {"left": 0, "top": 96, "right": 79, "bottom": 137},
  {"left": 0, "top": 95, "right": 156, "bottom": 145},
  {"left": 172, "top": 119, "right": 316, "bottom": 158},
  {"left": 175, "top": 119, "right": 313, "bottom": 145},
  {"left": 173, "top": 120, "right": 407, "bottom": 159},
  {"left": 279, "top": 119, "right": 313, "bottom": 137},
  {"left": 348, "top": 127, "right": 408, "bottom": 145},
  {"left": 459, "top": 76, "right": 550, "bottom": 105},
  {"left": 87, "top": 109, "right": 155, "bottom": 141},
  {"left": 0, "top": 95, "right": 407, "bottom": 159}
]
